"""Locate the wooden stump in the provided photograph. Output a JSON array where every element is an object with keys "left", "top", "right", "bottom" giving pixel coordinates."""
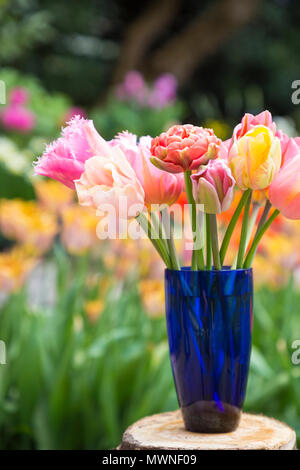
[{"left": 119, "top": 410, "right": 296, "bottom": 450}]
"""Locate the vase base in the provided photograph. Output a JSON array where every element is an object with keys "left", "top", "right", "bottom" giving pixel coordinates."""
[{"left": 182, "top": 400, "right": 241, "bottom": 433}]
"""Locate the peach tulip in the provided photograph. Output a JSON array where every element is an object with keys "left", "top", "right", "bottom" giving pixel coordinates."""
[
  {"left": 0, "top": 199, "right": 58, "bottom": 255},
  {"left": 269, "top": 154, "right": 300, "bottom": 219},
  {"left": 191, "top": 159, "right": 235, "bottom": 214},
  {"left": 75, "top": 145, "right": 145, "bottom": 219},
  {"left": 150, "top": 124, "right": 221, "bottom": 173},
  {"left": 110, "top": 131, "right": 183, "bottom": 207},
  {"left": 228, "top": 125, "right": 281, "bottom": 190}
]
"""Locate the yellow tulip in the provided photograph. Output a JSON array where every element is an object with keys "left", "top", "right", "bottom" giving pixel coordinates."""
[
  {"left": 228, "top": 125, "right": 281, "bottom": 190},
  {"left": 0, "top": 246, "right": 37, "bottom": 293},
  {"left": 0, "top": 199, "right": 58, "bottom": 255},
  {"left": 60, "top": 204, "right": 99, "bottom": 255}
]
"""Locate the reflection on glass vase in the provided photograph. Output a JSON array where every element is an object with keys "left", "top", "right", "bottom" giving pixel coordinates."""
[{"left": 165, "top": 267, "right": 253, "bottom": 433}]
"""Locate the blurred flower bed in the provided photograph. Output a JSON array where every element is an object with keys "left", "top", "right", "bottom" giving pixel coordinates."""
[
  {"left": 1, "top": 67, "right": 300, "bottom": 449},
  {"left": 1, "top": 181, "right": 300, "bottom": 449}
]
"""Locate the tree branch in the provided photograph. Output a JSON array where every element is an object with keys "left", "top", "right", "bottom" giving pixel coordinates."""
[{"left": 112, "top": 0, "right": 180, "bottom": 85}]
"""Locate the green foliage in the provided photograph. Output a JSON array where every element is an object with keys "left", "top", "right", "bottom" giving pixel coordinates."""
[
  {"left": 0, "top": 246, "right": 176, "bottom": 449},
  {"left": 0, "top": 0, "right": 54, "bottom": 63},
  {"left": 245, "top": 282, "right": 300, "bottom": 439},
  {"left": 0, "top": 68, "right": 72, "bottom": 201},
  {"left": 0, "top": 245, "right": 299, "bottom": 448},
  {"left": 91, "top": 97, "right": 185, "bottom": 140},
  {"left": 2, "top": 0, "right": 299, "bottom": 123},
  {"left": 0, "top": 0, "right": 119, "bottom": 104},
  {"left": 0, "top": 162, "right": 34, "bottom": 200}
]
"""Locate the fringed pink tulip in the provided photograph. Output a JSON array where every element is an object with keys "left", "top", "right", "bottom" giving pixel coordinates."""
[
  {"left": 110, "top": 131, "right": 183, "bottom": 207},
  {"left": 191, "top": 159, "right": 235, "bottom": 214},
  {"left": 34, "top": 116, "right": 111, "bottom": 189},
  {"left": 75, "top": 145, "right": 145, "bottom": 219},
  {"left": 150, "top": 124, "right": 221, "bottom": 173},
  {"left": 269, "top": 154, "right": 300, "bottom": 219}
]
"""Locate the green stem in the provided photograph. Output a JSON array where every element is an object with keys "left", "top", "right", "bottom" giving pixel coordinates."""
[
  {"left": 243, "top": 209, "right": 280, "bottom": 268},
  {"left": 206, "top": 213, "right": 212, "bottom": 270},
  {"left": 236, "top": 190, "right": 252, "bottom": 268},
  {"left": 255, "top": 199, "right": 271, "bottom": 237},
  {"left": 150, "top": 210, "right": 169, "bottom": 257},
  {"left": 136, "top": 212, "right": 171, "bottom": 268},
  {"left": 184, "top": 171, "right": 205, "bottom": 270},
  {"left": 161, "top": 210, "right": 180, "bottom": 270},
  {"left": 196, "top": 210, "right": 205, "bottom": 269},
  {"left": 209, "top": 214, "right": 221, "bottom": 270},
  {"left": 219, "top": 190, "right": 251, "bottom": 266},
  {"left": 232, "top": 202, "right": 260, "bottom": 269}
]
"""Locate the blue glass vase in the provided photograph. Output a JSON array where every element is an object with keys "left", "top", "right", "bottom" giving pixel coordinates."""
[{"left": 165, "top": 267, "right": 253, "bottom": 433}]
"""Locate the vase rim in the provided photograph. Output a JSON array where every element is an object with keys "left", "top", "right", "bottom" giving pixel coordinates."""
[{"left": 165, "top": 266, "right": 253, "bottom": 273}]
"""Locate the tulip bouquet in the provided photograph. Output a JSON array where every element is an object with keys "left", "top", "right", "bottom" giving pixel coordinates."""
[
  {"left": 34, "top": 111, "right": 300, "bottom": 272},
  {"left": 34, "top": 110, "right": 300, "bottom": 434}
]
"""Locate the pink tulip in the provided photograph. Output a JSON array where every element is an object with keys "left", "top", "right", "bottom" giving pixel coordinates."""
[
  {"left": 75, "top": 145, "right": 145, "bottom": 219},
  {"left": 115, "top": 70, "right": 148, "bottom": 105},
  {"left": 191, "top": 159, "right": 235, "bottom": 214},
  {"left": 150, "top": 124, "right": 221, "bottom": 173},
  {"left": 110, "top": 131, "right": 183, "bottom": 207},
  {"left": 9, "top": 87, "right": 29, "bottom": 106},
  {"left": 275, "top": 129, "right": 300, "bottom": 166},
  {"left": 148, "top": 74, "right": 177, "bottom": 108},
  {"left": 1, "top": 105, "right": 36, "bottom": 133},
  {"left": 269, "top": 154, "right": 300, "bottom": 219},
  {"left": 218, "top": 139, "right": 231, "bottom": 160},
  {"left": 34, "top": 116, "right": 111, "bottom": 189}
]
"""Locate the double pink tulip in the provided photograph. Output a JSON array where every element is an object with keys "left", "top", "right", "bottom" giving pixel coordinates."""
[
  {"left": 150, "top": 124, "right": 221, "bottom": 173},
  {"left": 191, "top": 159, "right": 235, "bottom": 214}
]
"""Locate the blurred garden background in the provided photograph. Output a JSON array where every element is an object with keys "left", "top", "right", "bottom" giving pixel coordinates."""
[{"left": 0, "top": 0, "right": 300, "bottom": 449}]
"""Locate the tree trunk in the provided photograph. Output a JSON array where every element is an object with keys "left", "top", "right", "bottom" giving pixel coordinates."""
[
  {"left": 112, "top": 0, "right": 180, "bottom": 85},
  {"left": 146, "top": 0, "right": 262, "bottom": 83}
]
